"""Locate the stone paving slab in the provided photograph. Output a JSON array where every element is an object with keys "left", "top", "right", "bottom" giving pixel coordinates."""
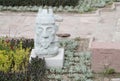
[
  {"left": 111, "top": 78, "right": 120, "bottom": 81},
  {"left": 0, "top": 5, "right": 120, "bottom": 41}
]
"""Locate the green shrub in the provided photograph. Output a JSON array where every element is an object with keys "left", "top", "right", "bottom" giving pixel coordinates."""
[
  {"left": 0, "top": 37, "right": 47, "bottom": 81},
  {"left": 0, "top": 38, "right": 30, "bottom": 72},
  {"left": 0, "top": 57, "right": 46, "bottom": 81},
  {"left": 0, "top": 71, "right": 27, "bottom": 81},
  {"left": 114, "top": 0, "right": 120, "bottom": 2},
  {"left": 0, "top": 0, "right": 119, "bottom": 13},
  {"left": 0, "top": 0, "right": 79, "bottom": 7},
  {"left": 103, "top": 68, "right": 116, "bottom": 75},
  {"left": 0, "top": 38, "right": 34, "bottom": 50},
  {"left": 28, "top": 56, "right": 46, "bottom": 81}
]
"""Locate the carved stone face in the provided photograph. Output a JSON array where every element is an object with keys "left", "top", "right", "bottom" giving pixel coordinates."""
[{"left": 36, "top": 23, "right": 57, "bottom": 49}]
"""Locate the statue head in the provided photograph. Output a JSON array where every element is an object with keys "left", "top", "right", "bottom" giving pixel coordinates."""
[{"left": 35, "top": 9, "right": 58, "bottom": 49}]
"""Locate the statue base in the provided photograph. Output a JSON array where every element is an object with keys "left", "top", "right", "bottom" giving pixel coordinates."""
[{"left": 30, "top": 48, "right": 64, "bottom": 68}]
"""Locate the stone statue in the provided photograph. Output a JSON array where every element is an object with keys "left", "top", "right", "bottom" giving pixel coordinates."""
[
  {"left": 30, "top": 8, "right": 64, "bottom": 68},
  {"left": 34, "top": 9, "right": 61, "bottom": 58}
]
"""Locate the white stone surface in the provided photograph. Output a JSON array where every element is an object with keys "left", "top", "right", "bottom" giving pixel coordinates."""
[
  {"left": 30, "top": 48, "right": 64, "bottom": 68},
  {"left": 112, "top": 31, "right": 120, "bottom": 42},
  {"left": 116, "top": 18, "right": 120, "bottom": 31},
  {"left": 111, "top": 78, "right": 120, "bottom": 81}
]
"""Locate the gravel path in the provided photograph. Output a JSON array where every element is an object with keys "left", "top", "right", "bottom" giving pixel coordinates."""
[{"left": 0, "top": 5, "right": 120, "bottom": 41}]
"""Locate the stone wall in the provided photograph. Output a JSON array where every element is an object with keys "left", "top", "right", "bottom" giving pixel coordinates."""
[{"left": 90, "top": 42, "right": 120, "bottom": 73}]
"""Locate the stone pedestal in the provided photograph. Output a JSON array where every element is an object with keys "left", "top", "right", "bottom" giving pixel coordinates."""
[{"left": 30, "top": 48, "right": 64, "bottom": 68}]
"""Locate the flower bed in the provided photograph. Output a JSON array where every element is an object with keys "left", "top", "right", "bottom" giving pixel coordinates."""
[{"left": 0, "top": 37, "right": 93, "bottom": 81}]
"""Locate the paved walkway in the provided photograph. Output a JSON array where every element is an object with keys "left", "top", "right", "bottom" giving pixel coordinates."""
[{"left": 0, "top": 5, "right": 120, "bottom": 41}]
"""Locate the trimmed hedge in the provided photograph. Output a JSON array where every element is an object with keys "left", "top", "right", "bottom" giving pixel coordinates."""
[
  {"left": 0, "top": 57, "right": 46, "bottom": 81},
  {"left": 0, "top": 0, "right": 79, "bottom": 7},
  {"left": 0, "top": 0, "right": 119, "bottom": 13}
]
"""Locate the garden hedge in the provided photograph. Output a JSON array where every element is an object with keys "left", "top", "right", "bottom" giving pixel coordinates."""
[
  {"left": 0, "top": 0, "right": 79, "bottom": 7},
  {"left": 0, "top": 0, "right": 119, "bottom": 13}
]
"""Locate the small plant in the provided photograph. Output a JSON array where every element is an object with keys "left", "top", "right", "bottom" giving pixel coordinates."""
[
  {"left": 0, "top": 56, "right": 47, "bottom": 81},
  {"left": 103, "top": 67, "right": 115, "bottom": 75},
  {"left": 73, "top": 74, "right": 80, "bottom": 81},
  {"left": 0, "top": 71, "right": 27, "bottom": 81},
  {"left": 55, "top": 68, "right": 62, "bottom": 74},
  {"left": 28, "top": 56, "right": 46, "bottom": 81},
  {"left": 54, "top": 74, "right": 62, "bottom": 80}
]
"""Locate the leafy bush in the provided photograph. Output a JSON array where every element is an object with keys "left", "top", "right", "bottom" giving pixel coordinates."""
[
  {"left": 0, "top": 57, "right": 46, "bottom": 81},
  {"left": 28, "top": 57, "right": 46, "bottom": 81},
  {"left": 0, "top": 38, "right": 30, "bottom": 72},
  {"left": 0, "top": 71, "right": 27, "bottom": 81},
  {"left": 0, "top": 0, "right": 79, "bottom": 7},
  {"left": 0, "top": 37, "right": 34, "bottom": 50},
  {"left": 0, "top": 37, "right": 47, "bottom": 81}
]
